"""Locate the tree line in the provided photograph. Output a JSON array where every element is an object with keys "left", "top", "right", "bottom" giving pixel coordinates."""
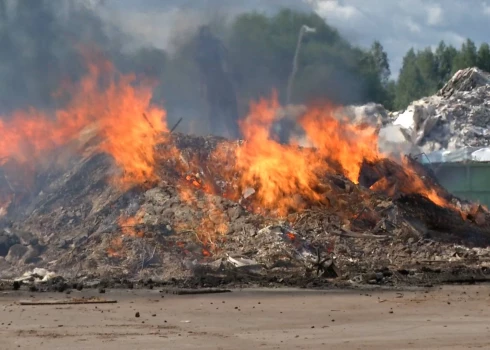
[
  {"left": 157, "top": 9, "right": 490, "bottom": 115},
  {"left": 0, "top": 4, "right": 486, "bottom": 115},
  {"left": 394, "top": 39, "right": 490, "bottom": 109}
]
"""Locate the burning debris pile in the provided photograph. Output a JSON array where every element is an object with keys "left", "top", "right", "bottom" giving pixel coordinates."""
[{"left": 1, "top": 60, "right": 490, "bottom": 289}]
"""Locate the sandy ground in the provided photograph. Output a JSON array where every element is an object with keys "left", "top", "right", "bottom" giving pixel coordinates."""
[{"left": 1, "top": 285, "right": 490, "bottom": 350}]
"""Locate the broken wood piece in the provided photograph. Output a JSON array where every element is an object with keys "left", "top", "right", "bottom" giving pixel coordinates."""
[
  {"left": 160, "top": 288, "right": 231, "bottom": 295},
  {"left": 170, "top": 117, "right": 183, "bottom": 133},
  {"left": 142, "top": 113, "right": 155, "bottom": 131},
  {"left": 19, "top": 298, "right": 117, "bottom": 306},
  {"left": 330, "top": 229, "right": 388, "bottom": 239}
]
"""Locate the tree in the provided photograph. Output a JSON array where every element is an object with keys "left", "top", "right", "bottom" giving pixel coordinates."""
[
  {"left": 434, "top": 41, "right": 458, "bottom": 87},
  {"left": 369, "top": 40, "right": 390, "bottom": 86},
  {"left": 226, "top": 9, "right": 388, "bottom": 107},
  {"left": 394, "top": 48, "right": 425, "bottom": 109},
  {"left": 416, "top": 47, "right": 439, "bottom": 95},
  {"left": 452, "top": 38, "right": 478, "bottom": 73},
  {"left": 477, "top": 42, "right": 490, "bottom": 73}
]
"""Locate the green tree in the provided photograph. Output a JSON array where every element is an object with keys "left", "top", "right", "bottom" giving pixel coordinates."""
[
  {"left": 434, "top": 41, "right": 458, "bottom": 87},
  {"left": 226, "top": 9, "right": 388, "bottom": 107},
  {"left": 452, "top": 38, "right": 478, "bottom": 73},
  {"left": 369, "top": 40, "right": 390, "bottom": 86},
  {"left": 384, "top": 80, "right": 396, "bottom": 110},
  {"left": 394, "top": 48, "right": 425, "bottom": 109},
  {"left": 416, "top": 47, "right": 439, "bottom": 95},
  {"left": 477, "top": 42, "right": 490, "bottom": 72}
]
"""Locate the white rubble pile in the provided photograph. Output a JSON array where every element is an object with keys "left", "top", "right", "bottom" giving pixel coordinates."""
[{"left": 391, "top": 67, "right": 490, "bottom": 155}]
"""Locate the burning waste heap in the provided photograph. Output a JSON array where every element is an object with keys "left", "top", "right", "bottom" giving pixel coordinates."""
[{"left": 1, "top": 58, "right": 490, "bottom": 289}]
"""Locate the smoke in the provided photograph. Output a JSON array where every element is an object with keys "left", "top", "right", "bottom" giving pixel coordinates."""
[
  {"left": 100, "top": 0, "right": 311, "bottom": 53},
  {"left": 97, "top": 0, "right": 317, "bottom": 137},
  {"left": 0, "top": 0, "right": 315, "bottom": 128},
  {"left": 0, "top": 0, "right": 378, "bottom": 141},
  {"left": 0, "top": 0, "right": 126, "bottom": 113}
]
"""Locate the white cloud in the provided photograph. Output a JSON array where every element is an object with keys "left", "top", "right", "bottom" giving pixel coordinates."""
[
  {"left": 315, "top": 0, "right": 361, "bottom": 20},
  {"left": 483, "top": 2, "right": 490, "bottom": 15},
  {"left": 311, "top": 0, "right": 490, "bottom": 77},
  {"left": 405, "top": 18, "right": 421, "bottom": 33},
  {"left": 427, "top": 5, "right": 443, "bottom": 26}
]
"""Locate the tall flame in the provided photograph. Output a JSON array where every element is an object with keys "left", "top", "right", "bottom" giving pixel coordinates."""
[
  {"left": 300, "top": 105, "right": 379, "bottom": 183},
  {"left": 236, "top": 92, "right": 322, "bottom": 215},
  {"left": 0, "top": 53, "right": 168, "bottom": 187},
  {"left": 235, "top": 93, "right": 380, "bottom": 215}
]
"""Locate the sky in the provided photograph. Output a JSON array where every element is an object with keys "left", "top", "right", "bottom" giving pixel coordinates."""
[
  {"left": 96, "top": 0, "right": 490, "bottom": 78},
  {"left": 310, "top": 0, "right": 490, "bottom": 77}
]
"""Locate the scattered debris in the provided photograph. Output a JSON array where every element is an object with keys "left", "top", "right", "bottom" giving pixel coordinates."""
[
  {"left": 19, "top": 297, "right": 117, "bottom": 306},
  {"left": 227, "top": 256, "right": 260, "bottom": 268},
  {"left": 160, "top": 288, "right": 232, "bottom": 295},
  {"left": 170, "top": 117, "right": 184, "bottom": 133},
  {"left": 14, "top": 268, "right": 58, "bottom": 283}
]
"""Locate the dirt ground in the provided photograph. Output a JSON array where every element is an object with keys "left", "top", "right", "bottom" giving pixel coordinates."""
[{"left": 1, "top": 285, "right": 490, "bottom": 350}]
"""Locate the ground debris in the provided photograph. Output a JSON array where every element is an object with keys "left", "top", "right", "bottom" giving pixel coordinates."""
[
  {"left": 19, "top": 297, "right": 117, "bottom": 306},
  {"left": 160, "top": 288, "right": 232, "bottom": 295}
]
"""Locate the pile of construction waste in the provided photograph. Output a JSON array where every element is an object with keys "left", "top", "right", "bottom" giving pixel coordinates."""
[
  {"left": 1, "top": 131, "right": 490, "bottom": 290},
  {"left": 2, "top": 68, "right": 490, "bottom": 291},
  {"left": 390, "top": 67, "right": 490, "bottom": 158}
]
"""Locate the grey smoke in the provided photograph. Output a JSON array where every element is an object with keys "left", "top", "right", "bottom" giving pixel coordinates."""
[
  {"left": 0, "top": 0, "right": 312, "bottom": 124},
  {"left": 0, "top": 0, "right": 126, "bottom": 113},
  {"left": 0, "top": 0, "right": 373, "bottom": 141}
]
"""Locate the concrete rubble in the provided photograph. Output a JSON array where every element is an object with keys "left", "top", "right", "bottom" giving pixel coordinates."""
[
  {"left": 330, "top": 67, "right": 490, "bottom": 162},
  {"left": 390, "top": 67, "right": 490, "bottom": 154}
]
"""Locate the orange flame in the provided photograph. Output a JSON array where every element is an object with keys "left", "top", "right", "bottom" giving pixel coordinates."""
[
  {"left": 300, "top": 105, "right": 379, "bottom": 183},
  {"left": 0, "top": 53, "right": 168, "bottom": 187},
  {"left": 107, "top": 211, "right": 145, "bottom": 257},
  {"left": 236, "top": 92, "right": 322, "bottom": 215},
  {"left": 118, "top": 213, "right": 145, "bottom": 238},
  {"left": 235, "top": 93, "right": 380, "bottom": 216},
  {"left": 107, "top": 237, "right": 123, "bottom": 258}
]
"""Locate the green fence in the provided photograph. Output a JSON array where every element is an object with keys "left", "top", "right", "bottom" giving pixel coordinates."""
[{"left": 431, "top": 162, "right": 490, "bottom": 207}]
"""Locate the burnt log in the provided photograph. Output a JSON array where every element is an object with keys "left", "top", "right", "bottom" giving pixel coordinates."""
[
  {"left": 359, "top": 156, "right": 453, "bottom": 202},
  {"left": 397, "top": 194, "right": 490, "bottom": 247}
]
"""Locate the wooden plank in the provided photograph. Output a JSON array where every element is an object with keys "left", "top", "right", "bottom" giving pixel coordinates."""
[
  {"left": 160, "top": 288, "right": 231, "bottom": 295},
  {"left": 19, "top": 299, "right": 117, "bottom": 306}
]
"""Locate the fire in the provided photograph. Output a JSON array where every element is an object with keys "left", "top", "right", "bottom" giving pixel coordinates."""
[
  {"left": 236, "top": 92, "right": 322, "bottom": 215},
  {"left": 118, "top": 213, "right": 145, "bottom": 238},
  {"left": 235, "top": 92, "right": 380, "bottom": 216},
  {"left": 299, "top": 106, "right": 379, "bottom": 183},
  {"left": 107, "top": 237, "right": 123, "bottom": 258},
  {"left": 369, "top": 158, "right": 454, "bottom": 209},
  {"left": 400, "top": 158, "right": 450, "bottom": 208},
  {"left": 0, "top": 52, "right": 168, "bottom": 187},
  {"left": 178, "top": 186, "right": 198, "bottom": 205},
  {"left": 234, "top": 93, "right": 473, "bottom": 219},
  {"left": 176, "top": 179, "right": 229, "bottom": 254},
  {"left": 106, "top": 212, "right": 145, "bottom": 257}
]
